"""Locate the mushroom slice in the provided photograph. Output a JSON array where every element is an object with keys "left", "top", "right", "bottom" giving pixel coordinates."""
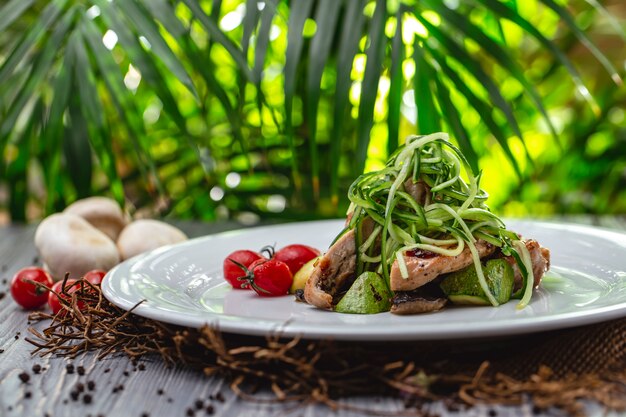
[{"left": 390, "top": 287, "right": 447, "bottom": 315}]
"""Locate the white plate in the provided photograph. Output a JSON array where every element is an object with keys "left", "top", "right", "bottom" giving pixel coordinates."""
[{"left": 102, "top": 219, "right": 626, "bottom": 341}]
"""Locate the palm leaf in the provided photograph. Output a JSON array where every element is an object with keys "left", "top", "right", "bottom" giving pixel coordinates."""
[
  {"left": 583, "top": 0, "right": 626, "bottom": 42},
  {"left": 253, "top": 0, "right": 275, "bottom": 86},
  {"left": 0, "top": 4, "right": 75, "bottom": 143},
  {"left": 6, "top": 99, "right": 42, "bottom": 221},
  {"left": 305, "top": 0, "right": 342, "bottom": 199},
  {"left": 284, "top": 0, "right": 314, "bottom": 193},
  {"left": 68, "top": 30, "right": 125, "bottom": 204},
  {"left": 94, "top": 0, "right": 193, "bottom": 149},
  {"left": 0, "top": 0, "right": 69, "bottom": 101},
  {"left": 64, "top": 99, "right": 94, "bottom": 199},
  {"left": 141, "top": 0, "right": 187, "bottom": 37},
  {"left": 117, "top": 0, "right": 198, "bottom": 98},
  {"left": 238, "top": 0, "right": 260, "bottom": 114},
  {"left": 355, "top": 0, "right": 386, "bottom": 174},
  {"left": 241, "top": 0, "right": 260, "bottom": 55},
  {"left": 330, "top": 0, "right": 365, "bottom": 205},
  {"left": 433, "top": 74, "right": 479, "bottom": 174},
  {"left": 185, "top": 38, "right": 250, "bottom": 170},
  {"left": 413, "top": 39, "right": 440, "bottom": 135},
  {"left": 80, "top": 16, "right": 163, "bottom": 197},
  {"left": 422, "top": 1, "right": 560, "bottom": 145},
  {"left": 475, "top": 0, "right": 601, "bottom": 115},
  {"left": 423, "top": 43, "right": 522, "bottom": 177},
  {"left": 40, "top": 44, "right": 72, "bottom": 213},
  {"left": 387, "top": 7, "right": 404, "bottom": 156},
  {"left": 0, "top": 0, "right": 36, "bottom": 34},
  {"left": 539, "top": 0, "right": 622, "bottom": 85},
  {"left": 251, "top": 0, "right": 278, "bottom": 136},
  {"left": 415, "top": 15, "right": 529, "bottom": 165},
  {"left": 181, "top": 0, "right": 252, "bottom": 80}
]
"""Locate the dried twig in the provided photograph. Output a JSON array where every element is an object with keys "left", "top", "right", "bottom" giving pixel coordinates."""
[{"left": 26, "top": 281, "right": 626, "bottom": 415}]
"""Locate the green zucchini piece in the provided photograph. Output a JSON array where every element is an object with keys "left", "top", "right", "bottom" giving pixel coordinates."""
[
  {"left": 335, "top": 272, "right": 392, "bottom": 314},
  {"left": 440, "top": 259, "right": 514, "bottom": 305}
]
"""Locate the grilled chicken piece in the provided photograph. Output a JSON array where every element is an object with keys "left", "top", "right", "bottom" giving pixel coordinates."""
[
  {"left": 304, "top": 230, "right": 357, "bottom": 309},
  {"left": 304, "top": 216, "right": 378, "bottom": 309},
  {"left": 507, "top": 239, "right": 551, "bottom": 291},
  {"left": 389, "top": 240, "right": 497, "bottom": 291}
]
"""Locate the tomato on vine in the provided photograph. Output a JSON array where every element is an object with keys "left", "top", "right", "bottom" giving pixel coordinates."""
[
  {"left": 274, "top": 244, "right": 320, "bottom": 276},
  {"left": 240, "top": 259, "right": 293, "bottom": 297},
  {"left": 223, "top": 250, "right": 265, "bottom": 289},
  {"left": 10, "top": 267, "right": 53, "bottom": 310}
]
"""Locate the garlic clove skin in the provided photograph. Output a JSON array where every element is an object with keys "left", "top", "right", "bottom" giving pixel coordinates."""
[
  {"left": 64, "top": 196, "right": 129, "bottom": 241},
  {"left": 35, "top": 213, "right": 121, "bottom": 281},
  {"left": 117, "top": 219, "right": 188, "bottom": 260}
]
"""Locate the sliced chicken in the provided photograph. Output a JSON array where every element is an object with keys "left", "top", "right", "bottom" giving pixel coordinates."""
[
  {"left": 304, "top": 217, "right": 377, "bottom": 309},
  {"left": 389, "top": 240, "right": 497, "bottom": 291},
  {"left": 304, "top": 229, "right": 357, "bottom": 310}
]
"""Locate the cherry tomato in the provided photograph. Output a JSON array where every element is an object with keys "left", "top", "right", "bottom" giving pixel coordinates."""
[
  {"left": 243, "top": 258, "right": 293, "bottom": 297},
  {"left": 274, "top": 244, "right": 320, "bottom": 276},
  {"left": 10, "top": 267, "right": 53, "bottom": 310},
  {"left": 223, "top": 250, "right": 264, "bottom": 289},
  {"left": 48, "top": 279, "right": 84, "bottom": 315},
  {"left": 83, "top": 270, "right": 106, "bottom": 286}
]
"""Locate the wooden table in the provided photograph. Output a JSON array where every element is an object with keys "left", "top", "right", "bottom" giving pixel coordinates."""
[{"left": 0, "top": 217, "right": 624, "bottom": 417}]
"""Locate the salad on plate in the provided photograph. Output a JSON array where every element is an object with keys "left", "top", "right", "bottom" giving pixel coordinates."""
[{"left": 303, "top": 132, "right": 550, "bottom": 315}]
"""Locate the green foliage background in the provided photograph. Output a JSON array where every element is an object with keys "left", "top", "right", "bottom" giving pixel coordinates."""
[{"left": 0, "top": 0, "right": 625, "bottom": 223}]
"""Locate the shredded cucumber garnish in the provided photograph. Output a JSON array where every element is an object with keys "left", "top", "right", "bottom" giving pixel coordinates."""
[{"left": 340, "top": 133, "right": 534, "bottom": 308}]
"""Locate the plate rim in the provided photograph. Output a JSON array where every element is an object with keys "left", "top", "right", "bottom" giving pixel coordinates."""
[{"left": 102, "top": 219, "right": 626, "bottom": 341}]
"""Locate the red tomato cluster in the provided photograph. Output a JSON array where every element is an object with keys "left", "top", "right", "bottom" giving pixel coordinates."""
[
  {"left": 223, "top": 244, "right": 319, "bottom": 297},
  {"left": 10, "top": 267, "right": 107, "bottom": 314}
]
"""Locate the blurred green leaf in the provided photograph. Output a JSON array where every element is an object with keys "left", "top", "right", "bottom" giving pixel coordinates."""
[
  {"left": 68, "top": 30, "right": 125, "bottom": 204},
  {"left": 80, "top": 16, "right": 162, "bottom": 198},
  {"left": 433, "top": 73, "right": 479, "bottom": 174},
  {"left": 539, "top": 0, "right": 622, "bottom": 85},
  {"left": 116, "top": 0, "right": 198, "bottom": 99},
  {"left": 415, "top": 15, "right": 528, "bottom": 161},
  {"left": 181, "top": 0, "right": 252, "bottom": 80},
  {"left": 423, "top": 44, "right": 522, "bottom": 177},
  {"left": 0, "top": 0, "right": 623, "bottom": 221},
  {"left": 306, "top": 0, "right": 342, "bottom": 199},
  {"left": 413, "top": 40, "right": 440, "bottom": 135},
  {"left": 387, "top": 7, "right": 404, "bottom": 156},
  {"left": 356, "top": 0, "right": 386, "bottom": 174},
  {"left": 64, "top": 101, "right": 93, "bottom": 199},
  {"left": 40, "top": 38, "right": 73, "bottom": 213},
  {"left": 422, "top": 1, "right": 559, "bottom": 145},
  {"left": 476, "top": 0, "right": 601, "bottom": 115},
  {"left": 330, "top": 0, "right": 365, "bottom": 204},
  {"left": 0, "top": 4, "right": 75, "bottom": 143},
  {"left": 0, "top": 0, "right": 35, "bottom": 34},
  {"left": 284, "top": 0, "right": 314, "bottom": 193}
]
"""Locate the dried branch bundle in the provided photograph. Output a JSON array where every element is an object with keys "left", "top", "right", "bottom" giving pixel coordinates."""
[{"left": 26, "top": 279, "right": 626, "bottom": 416}]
